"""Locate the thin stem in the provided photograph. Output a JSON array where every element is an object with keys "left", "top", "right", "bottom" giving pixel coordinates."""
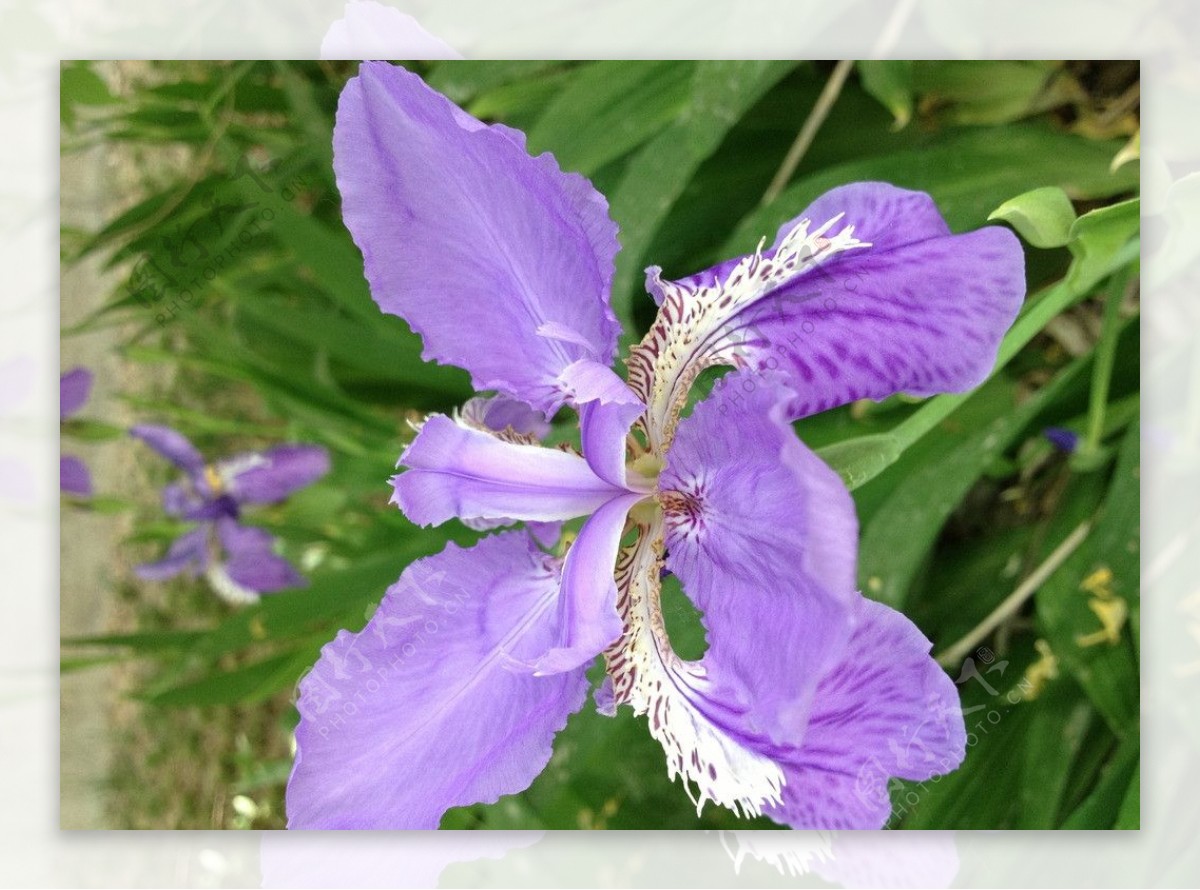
[
  {"left": 1082, "top": 268, "right": 1133, "bottom": 455},
  {"left": 936, "top": 519, "right": 1093, "bottom": 668},
  {"left": 761, "top": 59, "right": 855, "bottom": 206}
]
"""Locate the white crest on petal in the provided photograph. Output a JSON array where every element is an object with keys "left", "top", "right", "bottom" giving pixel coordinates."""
[
  {"left": 214, "top": 452, "right": 269, "bottom": 491},
  {"left": 604, "top": 513, "right": 785, "bottom": 818},
  {"left": 205, "top": 563, "right": 261, "bottom": 606},
  {"left": 627, "top": 214, "right": 870, "bottom": 454}
]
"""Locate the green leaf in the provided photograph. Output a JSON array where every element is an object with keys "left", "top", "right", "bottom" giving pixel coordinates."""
[
  {"left": 988, "top": 186, "right": 1077, "bottom": 248},
  {"left": 62, "top": 629, "right": 205, "bottom": 652},
  {"left": 1016, "top": 681, "right": 1101, "bottom": 828},
  {"left": 427, "top": 61, "right": 564, "bottom": 105},
  {"left": 1114, "top": 764, "right": 1140, "bottom": 829},
  {"left": 1036, "top": 423, "right": 1140, "bottom": 737},
  {"left": 911, "top": 60, "right": 1066, "bottom": 126},
  {"left": 528, "top": 61, "right": 693, "bottom": 176},
  {"left": 61, "top": 62, "right": 118, "bottom": 126},
  {"left": 140, "top": 649, "right": 313, "bottom": 707},
  {"left": 1067, "top": 198, "right": 1140, "bottom": 290},
  {"left": 857, "top": 60, "right": 913, "bottom": 129},
  {"left": 608, "top": 61, "right": 795, "bottom": 332},
  {"left": 61, "top": 418, "right": 126, "bottom": 442},
  {"left": 725, "top": 123, "right": 1138, "bottom": 254},
  {"left": 1060, "top": 737, "right": 1139, "bottom": 828}
]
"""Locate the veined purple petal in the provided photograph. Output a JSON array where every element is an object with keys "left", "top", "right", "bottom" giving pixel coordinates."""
[
  {"left": 461, "top": 393, "right": 550, "bottom": 440},
  {"left": 528, "top": 491, "right": 645, "bottom": 676},
  {"left": 130, "top": 424, "right": 205, "bottom": 475},
  {"left": 765, "top": 597, "right": 967, "bottom": 830},
  {"left": 60, "top": 367, "right": 93, "bottom": 420},
  {"left": 391, "top": 414, "right": 625, "bottom": 527},
  {"left": 287, "top": 531, "right": 588, "bottom": 829},
  {"left": 635, "top": 183, "right": 1025, "bottom": 436},
  {"left": 134, "top": 526, "right": 210, "bottom": 582},
  {"left": 60, "top": 455, "right": 92, "bottom": 497},
  {"left": 215, "top": 517, "right": 307, "bottom": 596},
  {"left": 659, "top": 370, "right": 856, "bottom": 745},
  {"left": 334, "top": 62, "right": 622, "bottom": 415},
  {"left": 221, "top": 445, "right": 330, "bottom": 505},
  {"left": 558, "top": 360, "right": 648, "bottom": 490}
]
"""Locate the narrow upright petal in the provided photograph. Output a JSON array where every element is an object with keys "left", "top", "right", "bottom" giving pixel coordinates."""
[
  {"left": 392, "top": 414, "right": 626, "bottom": 527},
  {"left": 221, "top": 445, "right": 331, "bottom": 505},
  {"left": 130, "top": 424, "right": 205, "bottom": 475},
  {"left": 59, "top": 367, "right": 93, "bottom": 420},
  {"left": 659, "top": 370, "right": 857, "bottom": 744},
  {"left": 558, "top": 360, "right": 648, "bottom": 490},
  {"left": 134, "top": 526, "right": 210, "bottom": 581},
  {"left": 216, "top": 517, "right": 306, "bottom": 594},
  {"left": 529, "top": 491, "right": 646, "bottom": 675},
  {"left": 765, "top": 597, "right": 967, "bottom": 830},
  {"left": 334, "top": 61, "right": 622, "bottom": 415},
  {"left": 287, "top": 531, "right": 589, "bottom": 829},
  {"left": 59, "top": 455, "right": 92, "bottom": 497}
]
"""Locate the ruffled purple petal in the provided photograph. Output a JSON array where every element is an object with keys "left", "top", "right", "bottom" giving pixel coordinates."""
[
  {"left": 765, "top": 597, "right": 967, "bottom": 830},
  {"left": 528, "top": 491, "right": 645, "bottom": 676},
  {"left": 391, "top": 414, "right": 625, "bottom": 527},
  {"left": 659, "top": 370, "right": 857, "bottom": 745},
  {"left": 60, "top": 367, "right": 93, "bottom": 420},
  {"left": 59, "top": 455, "right": 92, "bottom": 497},
  {"left": 222, "top": 445, "right": 330, "bottom": 505},
  {"left": 134, "top": 526, "right": 210, "bottom": 581},
  {"left": 645, "top": 182, "right": 1025, "bottom": 422},
  {"left": 334, "top": 61, "right": 622, "bottom": 415},
  {"left": 130, "top": 424, "right": 205, "bottom": 475},
  {"left": 215, "top": 517, "right": 307, "bottom": 594},
  {"left": 558, "top": 360, "right": 647, "bottom": 490},
  {"left": 287, "top": 531, "right": 588, "bottom": 828}
]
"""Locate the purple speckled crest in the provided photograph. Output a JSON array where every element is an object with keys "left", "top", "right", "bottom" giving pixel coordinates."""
[{"left": 287, "top": 62, "right": 1026, "bottom": 830}]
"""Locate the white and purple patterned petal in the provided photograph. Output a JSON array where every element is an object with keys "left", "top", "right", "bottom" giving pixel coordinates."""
[
  {"left": 659, "top": 371, "right": 857, "bottom": 744},
  {"left": 334, "top": 62, "right": 622, "bottom": 415},
  {"left": 221, "top": 444, "right": 330, "bottom": 505},
  {"left": 630, "top": 183, "right": 1025, "bottom": 443},
  {"left": 134, "top": 526, "right": 210, "bottom": 582},
  {"left": 130, "top": 423, "right": 206, "bottom": 476},
  {"left": 391, "top": 413, "right": 626, "bottom": 527},
  {"left": 287, "top": 531, "right": 588, "bottom": 828},
  {"left": 60, "top": 367, "right": 93, "bottom": 420},
  {"left": 59, "top": 455, "right": 92, "bottom": 497},
  {"left": 765, "top": 597, "right": 967, "bottom": 830}
]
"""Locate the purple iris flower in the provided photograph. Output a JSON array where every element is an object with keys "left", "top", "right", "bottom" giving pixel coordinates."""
[
  {"left": 60, "top": 367, "right": 94, "bottom": 497},
  {"left": 130, "top": 424, "right": 330, "bottom": 604},
  {"left": 287, "top": 62, "right": 1026, "bottom": 829},
  {"left": 1044, "top": 426, "right": 1080, "bottom": 453}
]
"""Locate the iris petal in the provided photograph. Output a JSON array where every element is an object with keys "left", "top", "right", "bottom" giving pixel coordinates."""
[
  {"left": 222, "top": 445, "right": 330, "bottom": 505},
  {"left": 334, "top": 61, "right": 622, "bottom": 415},
  {"left": 287, "top": 531, "right": 588, "bottom": 828},
  {"left": 765, "top": 597, "right": 967, "bottom": 829},
  {"left": 391, "top": 413, "right": 626, "bottom": 527}
]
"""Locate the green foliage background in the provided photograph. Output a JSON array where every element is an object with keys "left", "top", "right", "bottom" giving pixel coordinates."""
[{"left": 60, "top": 60, "right": 1140, "bottom": 830}]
